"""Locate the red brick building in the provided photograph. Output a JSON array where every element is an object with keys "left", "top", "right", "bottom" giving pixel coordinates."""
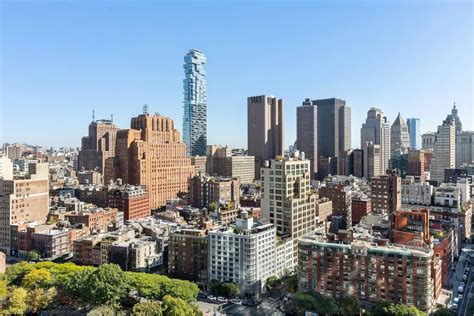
[
  {"left": 108, "top": 185, "right": 150, "bottom": 221},
  {"left": 351, "top": 196, "right": 371, "bottom": 226}
]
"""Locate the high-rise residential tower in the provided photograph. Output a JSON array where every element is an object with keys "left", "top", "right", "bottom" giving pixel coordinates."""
[
  {"left": 78, "top": 114, "right": 118, "bottom": 174},
  {"left": 106, "top": 113, "right": 194, "bottom": 209},
  {"left": 407, "top": 118, "right": 420, "bottom": 149},
  {"left": 314, "top": 98, "right": 351, "bottom": 160},
  {"left": 247, "top": 95, "right": 284, "bottom": 180},
  {"left": 296, "top": 98, "right": 317, "bottom": 178},
  {"left": 431, "top": 112, "right": 456, "bottom": 183},
  {"left": 390, "top": 113, "right": 410, "bottom": 155},
  {"left": 260, "top": 152, "right": 315, "bottom": 266},
  {"left": 183, "top": 49, "right": 207, "bottom": 156},
  {"left": 361, "top": 107, "right": 391, "bottom": 175}
]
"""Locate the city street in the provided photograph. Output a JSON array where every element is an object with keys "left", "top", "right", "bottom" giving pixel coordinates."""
[{"left": 452, "top": 244, "right": 474, "bottom": 316}]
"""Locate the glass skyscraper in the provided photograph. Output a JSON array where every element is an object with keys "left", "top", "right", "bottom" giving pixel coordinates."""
[
  {"left": 183, "top": 49, "right": 207, "bottom": 156},
  {"left": 406, "top": 118, "right": 420, "bottom": 149}
]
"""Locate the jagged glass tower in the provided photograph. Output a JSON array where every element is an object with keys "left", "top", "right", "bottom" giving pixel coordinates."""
[{"left": 183, "top": 49, "right": 207, "bottom": 156}]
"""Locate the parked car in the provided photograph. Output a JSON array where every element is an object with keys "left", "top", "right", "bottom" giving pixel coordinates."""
[
  {"left": 453, "top": 303, "right": 458, "bottom": 310},
  {"left": 463, "top": 274, "right": 468, "bottom": 281},
  {"left": 207, "top": 295, "right": 217, "bottom": 301},
  {"left": 458, "top": 293, "right": 463, "bottom": 300},
  {"left": 230, "top": 299, "right": 242, "bottom": 305},
  {"left": 466, "top": 267, "right": 470, "bottom": 273},
  {"left": 458, "top": 286, "right": 464, "bottom": 293},
  {"left": 217, "top": 296, "right": 227, "bottom": 303}
]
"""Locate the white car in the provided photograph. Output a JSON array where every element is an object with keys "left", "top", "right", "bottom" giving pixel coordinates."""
[
  {"left": 230, "top": 299, "right": 242, "bottom": 305},
  {"left": 207, "top": 295, "right": 217, "bottom": 301},
  {"left": 217, "top": 296, "right": 227, "bottom": 302},
  {"left": 458, "top": 293, "right": 463, "bottom": 300},
  {"left": 453, "top": 303, "right": 458, "bottom": 310}
]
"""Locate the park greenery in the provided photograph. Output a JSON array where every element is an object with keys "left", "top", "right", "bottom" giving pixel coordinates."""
[
  {"left": 294, "top": 291, "right": 428, "bottom": 316},
  {"left": 209, "top": 280, "right": 240, "bottom": 298},
  {"left": 1, "top": 261, "right": 201, "bottom": 315}
]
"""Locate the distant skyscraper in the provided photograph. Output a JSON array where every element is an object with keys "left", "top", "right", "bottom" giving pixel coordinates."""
[
  {"left": 314, "top": 98, "right": 351, "bottom": 159},
  {"left": 391, "top": 113, "right": 410, "bottom": 155},
  {"left": 247, "top": 95, "right": 284, "bottom": 180},
  {"left": 407, "top": 118, "right": 420, "bottom": 149},
  {"left": 183, "top": 49, "right": 207, "bottom": 156},
  {"left": 78, "top": 114, "right": 118, "bottom": 174},
  {"left": 431, "top": 111, "right": 456, "bottom": 183},
  {"left": 296, "top": 98, "right": 317, "bottom": 178},
  {"left": 361, "top": 107, "right": 391, "bottom": 175}
]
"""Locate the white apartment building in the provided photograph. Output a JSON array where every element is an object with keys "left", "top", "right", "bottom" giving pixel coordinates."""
[
  {"left": 260, "top": 152, "right": 316, "bottom": 266},
  {"left": 401, "top": 182, "right": 433, "bottom": 206},
  {"left": 208, "top": 211, "right": 291, "bottom": 303},
  {"left": 0, "top": 156, "right": 13, "bottom": 180}
]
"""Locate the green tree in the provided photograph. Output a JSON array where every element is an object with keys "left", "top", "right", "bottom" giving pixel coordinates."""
[
  {"left": 126, "top": 272, "right": 162, "bottom": 300},
  {"left": 28, "top": 288, "right": 57, "bottom": 313},
  {"left": 340, "top": 296, "right": 362, "bottom": 314},
  {"left": 21, "top": 268, "right": 53, "bottom": 289},
  {"left": 221, "top": 282, "right": 240, "bottom": 298},
  {"left": 25, "top": 250, "right": 41, "bottom": 261},
  {"left": 82, "top": 263, "right": 130, "bottom": 308},
  {"left": 0, "top": 279, "right": 7, "bottom": 300},
  {"left": 266, "top": 275, "right": 281, "bottom": 289},
  {"left": 372, "top": 301, "right": 426, "bottom": 316},
  {"left": 285, "top": 273, "right": 298, "bottom": 293},
  {"left": 5, "top": 261, "right": 34, "bottom": 285},
  {"left": 132, "top": 300, "right": 163, "bottom": 316},
  {"left": 161, "top": 295, "right": 194, "bottom": 316},
  {"left": 433, "top": 307, "right": 455, "bottom": 316},
  {"left": 7, "top": 287, "right": 28, "bottom": 314}
]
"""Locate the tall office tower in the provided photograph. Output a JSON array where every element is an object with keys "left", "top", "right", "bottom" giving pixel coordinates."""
[
  {"left": 78, "top": 114, "right": 118, "bottom": 174},
  {"left": 390, "top": 113, "right": 410, "bottom": 155},
  {"left": 183, "top": 49, "right": 207, "bottom": 156},
  {"left": 422, "top": 132, "right": 436, "bottom": 151},
  {"left": 0, "top": 163, "right": 49, "bottom": 254},
  {"left": 363, "top": 141, "right": 381, "bottom": 179},
  {"left": 431, "top": 114, "right": 456, "bottom": 183},
  {"left": 361, "top": 107, "right": 391, "bottom": 174},
  {"left": 338, "top": 149, "right": 353, "bottom": 176},
  {"left": 247, "top": 95, "right": 284, "bottom": 180},
  {"left": 260, "top": 152, "right": 315, "bottom": 265},
  {"left": 370, "top": 170, "right": 401, "bottom": 214},
  {"left": 407, "top": 149, "right": 425, "bottom": 179},
  {"left": 352, "top": 149, "right": 364, "bottom": 178},
  {"left": 314, "top": 98, "right": 351, "bottom": 160},
  {"left": 456, "top": 131, "right": 474, "bottom": 167},
  {"left": 296, "top": 98, "right": 318, "bottom": 178},
  {"left": 107, "top": 113, "right": 194, "bottom": 209},
  {"left": 407, "top": 118, "right": 420, "bottom": 149}
]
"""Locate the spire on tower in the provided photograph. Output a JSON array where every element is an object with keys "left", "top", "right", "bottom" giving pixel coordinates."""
[
  {"left": 143, "top": 104, "right": 149, "bottom": 115},
  {"left": 111, "top": 114, "right": 114, "bottom": 123},
  {"left": 92, "top": 109, "right": 95, "bottom": 122}
]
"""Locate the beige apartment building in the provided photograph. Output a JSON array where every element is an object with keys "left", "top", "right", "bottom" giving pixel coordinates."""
[
  {"left": 260, "top": 152, "right": 315, "bottom": 266},
  {"left": 106, "top": 114, "right": 194, "bottom": 209},
  {"left": 0, "top": 162, "right": 49, "bottom": 254}
]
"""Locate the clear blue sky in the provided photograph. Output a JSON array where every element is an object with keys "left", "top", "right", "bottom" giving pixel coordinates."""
[{"left": 1, "top": 1, "right": 472, "bottom": 149}]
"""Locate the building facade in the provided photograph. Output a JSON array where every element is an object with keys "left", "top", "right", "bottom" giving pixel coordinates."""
[
  {"left": 107, "top": 185, "right": 150, "bottom": 221},
  {"left": 391, "top": 113, "right": 411, "bottom": 155},
  {"left": 78, "top": 117, "right": 118, "bottom": 174},
  {"left": 361, "top": 107, "right": 391, "bottom": 175},
  {"left": 107, "top": 113, "right": 194, "bottom": 209},
  {"left": 183, "top": 49, "right": 207, "bottom": 156},
  {"left": 407, "top": 118, "right": 420, "bottom": 149},
  {"left": 370, "top": 170, "right": 401, "bottom": 214},
  {"left": 0, "top": 163, "right": 49, "bottom": 254},
  {"left": 247, "top": 95, "right": 284, "bottom": 180},
  {"left": 296, "top": 98, "right": 318, "bottom": 179},
  {"left": 431, "top": 114, "right": 456, "bottom": 183}
]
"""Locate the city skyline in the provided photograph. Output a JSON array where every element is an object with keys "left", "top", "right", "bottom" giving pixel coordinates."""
[{"left": 1, "top": 1, "right": 472, "bottom": 150}]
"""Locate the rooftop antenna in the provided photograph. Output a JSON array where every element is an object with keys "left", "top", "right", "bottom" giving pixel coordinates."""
[
  {"left": 111, "top": 114, "right": 114, "bottom": 123},
  {"left": 143, "top": 104, "right": 149, "bottom": 115},
  {"left": 92, "top": 109, "right": 95, "bottom": 122}
]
